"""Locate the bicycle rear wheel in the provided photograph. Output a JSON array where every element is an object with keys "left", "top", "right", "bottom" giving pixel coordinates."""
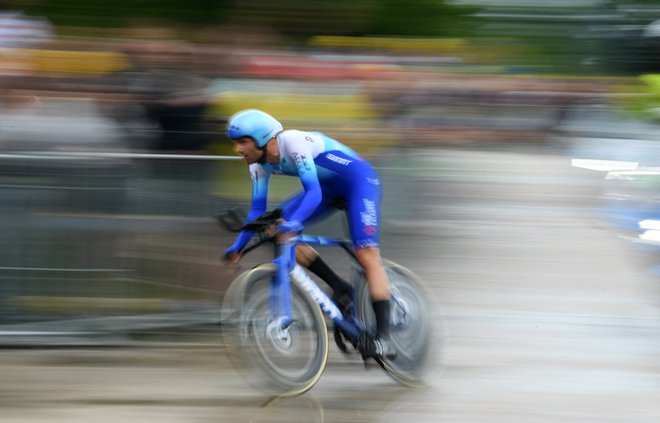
[
  {"left": 222, "top": 264, "right": 329, "bottom": 397},
  {"left": 357, "top": 259, "right": 437, "bottom": 387}
]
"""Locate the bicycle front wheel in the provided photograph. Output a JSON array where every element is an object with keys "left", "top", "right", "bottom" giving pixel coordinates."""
[
  {"left": 358, "top": 259, "right": 437, "bottom": 387},
  {"left": 223, "top": 264, "right": 329, "bottom": 397}
]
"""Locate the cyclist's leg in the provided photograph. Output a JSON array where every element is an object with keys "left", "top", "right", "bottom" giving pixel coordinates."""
[
  {"left": 345, "top": 169, "right": 396, "bottom": 359},
  {"left": 354, "top": 247, "right": 389, "bottom": 305},
  {"left": 279, "top": 191, "right": 353, "bottom": 298}
]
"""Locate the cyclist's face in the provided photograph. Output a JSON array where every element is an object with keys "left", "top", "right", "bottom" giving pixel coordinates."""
[{"left": 233, "top": 137, "right": 261, "bottom": 164}]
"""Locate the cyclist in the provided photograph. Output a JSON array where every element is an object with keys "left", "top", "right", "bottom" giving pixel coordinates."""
[{"left": 222, "top": 109, "right": 396, "bottom": 360}]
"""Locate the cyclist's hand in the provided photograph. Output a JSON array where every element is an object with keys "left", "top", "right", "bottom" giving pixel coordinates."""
[
  {"left": 222, "top": 248, "right": 243, "bottom": 265},
  {"left": 264, "top": 220, "right": 281, "bottom": 238}
]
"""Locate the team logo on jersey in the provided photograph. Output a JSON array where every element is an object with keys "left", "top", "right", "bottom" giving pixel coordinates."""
[
  {"left": 363, "top": 225, "right": 378, "bottom": 236},
  {"left": 360, "top": 199, "right": 377, "bottom": 236},
  {"left": 291, "top": 152, "right": 310, "bottom": 173},
  {"left": 326, "top": 153, "right": 352, "bottom": 166},
  {"left": 300, "top": 154, "right": 311, "bottom": 170},
  {"left": 357, "top": 239, "right": 379, "bottom": 248}
]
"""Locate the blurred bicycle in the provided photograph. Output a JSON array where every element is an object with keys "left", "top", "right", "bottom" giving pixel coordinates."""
[{"left": 220, "top": 209, "right": 437, "bottom": 397}]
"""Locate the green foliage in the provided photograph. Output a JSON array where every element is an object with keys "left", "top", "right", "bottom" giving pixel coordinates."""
[
  {"left": 229, "top": 0, "right": 378, "bottom": 38},
  {"left": 22, "top": 0, "right": 232, "bottom": 26},
  {"left": 367, "top": 0, "right": 479, "bottom": 37},
  {"left": 17, "top": 0, "right": 478, "bottom": 39}
]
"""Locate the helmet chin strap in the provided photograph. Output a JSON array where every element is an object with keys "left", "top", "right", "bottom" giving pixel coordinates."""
[
  {"left": 257, "top": 147, "right": 268, "bottom": 165},
  {"left": 257, "top": 136, "right": 277, "bottom": 165}
]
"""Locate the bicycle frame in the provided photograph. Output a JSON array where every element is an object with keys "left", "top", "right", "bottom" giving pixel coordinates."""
[{"left": 271, "top": 234, "right": 364, "bottom": 341}]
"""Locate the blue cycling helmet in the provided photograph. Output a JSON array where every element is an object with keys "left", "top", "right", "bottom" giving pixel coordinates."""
[{"left": 226, "top": 109, "right": 283, "bottom": 149}]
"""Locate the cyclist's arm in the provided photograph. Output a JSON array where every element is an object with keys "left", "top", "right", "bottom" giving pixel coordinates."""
[
  {"left": 227, "top": 164, "right": 270, "bottom": 252},
  {"left": 283, "top": 146, "right": 322, "bottom": 228}
]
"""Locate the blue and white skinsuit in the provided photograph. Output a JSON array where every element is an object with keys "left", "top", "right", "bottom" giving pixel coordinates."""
[{"left": 226, "top": 129, "right": 382, "bottom": 254}]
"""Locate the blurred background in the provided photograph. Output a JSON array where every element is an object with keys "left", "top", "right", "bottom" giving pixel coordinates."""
[
  {"left": 2, "top": 0, "right": 659, "bottom": 333},
  {"left": 4, "top": 0, "right": 660, "bottom": 420}
]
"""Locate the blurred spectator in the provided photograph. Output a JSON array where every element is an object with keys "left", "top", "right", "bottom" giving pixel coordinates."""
[
  {"left": 0, "top": 10, "right": 52, "bottom": 48},
  {"left": 117, "top": 38, "right": 216, "bottom": 151}
]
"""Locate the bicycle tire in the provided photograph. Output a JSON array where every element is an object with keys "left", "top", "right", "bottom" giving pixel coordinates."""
[
  {"left": 222, "top": 264, "right": 329, "bottom": 397},
  {"left": 220, "top": 268, "right": 249, "bottom": 327},
  {"left": 357, "top": 259, "right": 437, "bottom": 387}
]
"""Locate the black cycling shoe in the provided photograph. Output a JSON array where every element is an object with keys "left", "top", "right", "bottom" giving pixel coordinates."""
[{"left": 360, "top": 335, "right": 397, "bottom": 361}]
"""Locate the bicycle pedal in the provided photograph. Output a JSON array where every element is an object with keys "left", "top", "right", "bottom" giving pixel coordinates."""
[{"left": 333, "top": 326, "right": 349, "bottom": 354}]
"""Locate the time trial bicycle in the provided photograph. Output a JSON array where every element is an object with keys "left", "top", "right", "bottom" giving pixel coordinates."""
[{"left": 220, "top": 209, "right": 437, "bottom": 397}]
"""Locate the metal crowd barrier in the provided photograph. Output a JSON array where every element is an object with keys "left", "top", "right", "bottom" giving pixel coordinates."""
[
  {"left": 0, "top": 149, "right": 418, "bottom": 344},
  {"left": 0, "top": 151, "right": 245, "bottom": 330}
]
